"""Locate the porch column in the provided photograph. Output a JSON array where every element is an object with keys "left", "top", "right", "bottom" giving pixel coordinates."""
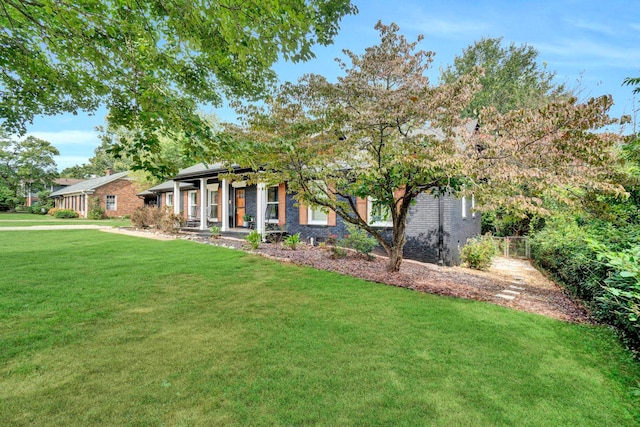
[
  {"left": 173, "top": 181, "right": 180, "bottom": 216},
  {"left": 256, "top": 183, "right": 266, "bottom": 238},
  {"left": 199, "top": 177, "right": 207, "bottom": 231},
  {"left": 84, "top": 194, "right": 89, "bottom": 219},
  {"left": 221, "top": 179, "right": 229, "bottom": 231}
]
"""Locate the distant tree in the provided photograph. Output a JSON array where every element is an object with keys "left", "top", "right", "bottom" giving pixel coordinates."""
[
  {"left": 441, "top": 37, "right": 567, "bottom": 118},
  {"left": 0, "top": 0, "right": 356, "bottom": 172},
  {"left": 233, "top": 22, "right": 623, "bottom": 271},
  {"left": 0, "top": 133, "right": 59, "bottom": 209}
]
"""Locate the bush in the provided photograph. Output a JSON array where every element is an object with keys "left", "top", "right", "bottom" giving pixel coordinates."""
[
  {"left": 530, "top": 216, "right": 640, "bottom": 354},
  {"left": 87, "top": 197, "right": 105, "bottom": 220},
  {"left": 460, "top": 236, "right": 497, "bottom": 270},
  {"left": 210, "top": 225, "right": 221, "bottom": 238},
  {"left": 283, "top": 233, "right": 301, "bottom": 250},
  {"left": 245, "top": 230, "right": 262, "bottom": 250},
  {"left": 131, "top": 207, "right": 152, "bottom": 228},
  {"left": 159, "top": 210, "right": 184, "bottom": 233},
  {"left": 343, "top": 224, "right": 378, "bottom": 260},
  {"left": 53, "top": 209, "right": 79, "bottom": 218},
  {"left": 47, "top": 207, "right": 61, "bottom": 216}
]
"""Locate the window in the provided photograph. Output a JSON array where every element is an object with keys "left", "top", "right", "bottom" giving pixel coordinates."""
[
  {"left": 209, "top": 190, "right": 218, "bottom": 221},
  {"left": 166, "top": 193, "right": 173, "bottom": 207},
  {"left": 266, "top": 186, "right": 279, "bottom": 223},
  {"left": 307, "top": 182, "right": 329, "bottom": 225},
  {"left": 106, "top": 195, "right": 116, "bottom": 210},
  {"left": 368, "top": 197, "right": 392, "bottom": 227}
]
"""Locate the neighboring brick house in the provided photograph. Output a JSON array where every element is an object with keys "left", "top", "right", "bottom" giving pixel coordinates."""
[
  {"left": 145, "top": 163, "right": 480, "bottom": 266},
  {"left": 50, "top": 171, "right": 144, "bottom": 218}
]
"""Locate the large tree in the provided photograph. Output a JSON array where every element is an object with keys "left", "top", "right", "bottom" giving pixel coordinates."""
[
  {"left": 233, "top": 22, "right": 624, "bottom": 272},
  {"left": 441, "top": 37, "right": 567, "bottom": 118},
  {"left": 0, "top": 0, "right": 357, "bottom": 173},
  {"left": 0, "top": 133, "right": 59, "bottom": 209}
]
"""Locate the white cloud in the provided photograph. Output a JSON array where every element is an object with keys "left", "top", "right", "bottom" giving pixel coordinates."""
[
  {"left": 403, "top": 17, "right": 490, "bottom": 38},
  {"left": 565, "top": 18, "right": 615, "bottom": 36},
  {"left": 26, "top": 130, "right": 100, "bottom": 146},
  {"left": 536, "top": 39, "right": 640, "bottom": 68},
  {"left": 55, "top": 155, "right": 92, "bottom": 171}
]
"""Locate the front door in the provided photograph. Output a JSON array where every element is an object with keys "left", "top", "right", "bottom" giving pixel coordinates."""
[{"left": 235, "top": 189, "right": 245, "bottom": 226}]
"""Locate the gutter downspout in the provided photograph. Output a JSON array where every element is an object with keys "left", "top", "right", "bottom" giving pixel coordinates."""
[{"left": 437, "top": 193, "right": 444, "bottom": 266}]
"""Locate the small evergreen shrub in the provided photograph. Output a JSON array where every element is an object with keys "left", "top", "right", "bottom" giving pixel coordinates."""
[
  {"left": 343, "top": 224, "right": 378, "bottom": 260},
  {"left": 245, "top": 230, "right": 262, "bottom": 250},
  {"left": 87, "top": 197, "right": 105, "bottom": 220},
  {"left": 460, "top": 236, "right": 497, "bottom": 270},
  {"left": 284, "top": 233, "right": 301, "bottom": 250},
  {"left": 329, "top": 244, "right": 347, "bottom": 258},
  {"left": 53, "top": 209, "right": 79, "bottom": 219}
]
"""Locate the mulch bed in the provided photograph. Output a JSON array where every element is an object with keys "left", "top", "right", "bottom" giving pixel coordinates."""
[{"left": 190, "top": 234, "right": 591, "bottom": 324}]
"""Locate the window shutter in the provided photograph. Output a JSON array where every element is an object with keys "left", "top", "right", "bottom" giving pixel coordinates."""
[
  {"left": 278, "top": 183, "right": 286, "bottom": 226},
  {"left": 356, "top": 197, "right": 367, "bottom": 221},
  {"left": 299, "top": 203, "right": 307, "bottom": 225},
  {"left": 328, "top": 209, "right": 337, "bottom": 226}
]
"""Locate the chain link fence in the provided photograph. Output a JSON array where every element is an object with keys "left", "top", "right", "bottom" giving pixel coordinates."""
[{"left": 491, "top": 236, "right": 530, "bottom": 259}]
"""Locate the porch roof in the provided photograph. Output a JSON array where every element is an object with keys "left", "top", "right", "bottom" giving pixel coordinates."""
[{"left": 173, "top": 162, "right": 250, "bottom": 181}]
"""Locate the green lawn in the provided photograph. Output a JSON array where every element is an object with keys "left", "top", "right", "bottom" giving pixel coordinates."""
[
  {"left": 1, "top": 230, "right": 639, "bottom": 426},
  {"left": 0, "top": 212, "right": 130, "bottom": 227}
]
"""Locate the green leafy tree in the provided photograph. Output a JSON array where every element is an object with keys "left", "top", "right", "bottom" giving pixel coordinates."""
[
  {"left": 441, "top": 37, "right": 567, "bottom": 118},
  {"left": 233, "top": 22, "right": 624, "bottom": 272},
  {"left": 0, "top": 0, "right": 357, "bottom": 174},
  {"left": 0, "top": 133, "right": 59, "bottom": 209},
  {"left": 623, "top": 77, "right": 640, "bottom": 94}
]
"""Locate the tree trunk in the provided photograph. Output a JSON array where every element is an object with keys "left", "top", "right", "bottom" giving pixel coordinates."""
[{"left": 387, "top": 244, "right": 403, "bottom": 272}]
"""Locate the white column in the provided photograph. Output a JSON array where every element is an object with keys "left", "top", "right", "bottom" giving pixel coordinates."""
[
  {"left": 221, "top": 179, "right": 229, "bottom": 231},
  {"left": 84, "top": 194, "right": 89, "bottom": 219},
  {"left": 173, "top": 181, "right": 180, "bottom": 215},
  {"left": 256, "top": 183, "right": 266, "bottom": 238},
  {"left": 199, "top": 178, "right": 207, "bottom": 231}
]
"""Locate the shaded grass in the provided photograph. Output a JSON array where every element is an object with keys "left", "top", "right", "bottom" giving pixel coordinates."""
[
  {"left": 0, "top": 212, "right": 130, "bottom": 227},
  {"left": 1, "top": 230, "right": 639, "bottom": 426}
]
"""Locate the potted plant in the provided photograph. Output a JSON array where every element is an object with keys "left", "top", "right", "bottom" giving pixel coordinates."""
[{"left": 242, "top": 213, "right": 252, "bottom": 228}]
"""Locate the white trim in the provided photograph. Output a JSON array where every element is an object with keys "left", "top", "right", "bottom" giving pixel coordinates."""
[
  {"left": 231, "top": 180, "right": 247, "bottom": 188},
  {"left": 166, "top": 192, "right": 173, "bottom": 207},
  {"left": 188, "top": 190, "right": 198, "bottom": 221},
  {"left": 462, "top": 196, "right": 467, "bottom": 219},
  {"left": 367, "top": 197, "right": 393, "bottom": 227},
  {"left": 256, "top": 183, "right": 266, "bottom": 236},
  {"left": 206, "top": 183, "right": 219, "bottom": 191},
  {"left": 208, "top": 189, "right": 218, "bottom": 222},
  {"left": 199, "top": 178, "right": 207, "bottom": 230},
  {"left": 173, "top": 181, "right": 180, "bottom": 215},
  {"left": 221, "top": 179, "right": 229, "bottom": 231},
  {"left": 307, "top": 205, "right": 328, "bottom": 225},
  {"left": 471, "top": 194, "right": 476, "bottom": 218}
]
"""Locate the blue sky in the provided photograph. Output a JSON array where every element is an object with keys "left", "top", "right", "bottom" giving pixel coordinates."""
[{"left": 24, "top": 0, "right": 640, "bottom": 172}]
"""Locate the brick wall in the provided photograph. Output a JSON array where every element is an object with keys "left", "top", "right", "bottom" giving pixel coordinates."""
[{"left": 93, "top": 178, "right": 144, "bottom": 217}]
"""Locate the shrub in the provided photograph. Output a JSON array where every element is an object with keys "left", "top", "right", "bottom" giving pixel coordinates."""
[
  {"left": 210, "top": 225, "right": 221, "bottom": 238},
  {"left": 53, "top": 209, "right": 79, "bottom": 218},
  {"left": 283, "top": 233, "right": 301, "bottom": 250},
  {"left": 245, "top": 230, "right": 262, "bottom": 250},
  {"left": 460, "top": 236, "right": 497, "bottom": 270},
  {"left": 131, "top": 207, "right": 152, "bottom": 228},
  {"left": 159, "top": 210, "right": 184, "bottom": 233},
  {"left": 329, "top": 245, "right": 347, "bottom": 258},
  {"left": 343, "top": 224, "right": 378, "bottom": 260},
  {"left": 47, "top": 207, "right": 61, "bottom": 216},
  {"left": 87, "top": 197, "right": 105, "bottom": 220}
]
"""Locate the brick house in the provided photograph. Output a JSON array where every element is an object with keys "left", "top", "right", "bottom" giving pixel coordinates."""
[
  {"left": 50, "top": 171, "right": 144, "bottom": 218},
  {"left": 144, "top": 163, "right": 481, "bottom": 266}
]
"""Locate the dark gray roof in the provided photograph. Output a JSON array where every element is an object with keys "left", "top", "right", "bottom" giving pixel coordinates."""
[
  {"left": 50, "top": 171, "right": 131, "bottom": 196},
  {"left": 140, "top": 180, "right": 195, "bottom": 195}
]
